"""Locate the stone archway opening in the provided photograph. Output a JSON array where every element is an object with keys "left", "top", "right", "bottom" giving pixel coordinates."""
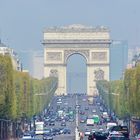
[{"left": 66, "top": 53, "right": 87, "bottom": 94}]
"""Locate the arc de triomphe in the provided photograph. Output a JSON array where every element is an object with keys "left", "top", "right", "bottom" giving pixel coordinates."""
[{"left": 43, "top": 24, "right": 111, "bottom": 96}]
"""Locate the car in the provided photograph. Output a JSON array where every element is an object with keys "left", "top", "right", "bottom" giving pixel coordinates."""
[
  {"left": 44, "top": 128, "right": 51, "bottom": 134},
  {"left": 84, "top": 129, "right": 91, "bottom": 136},
  {"left": 57, "top": 101, "right": 62, "bottom": 104},
  {"left": 76, "top": 104, "right": 81, "bottom": 108},
  {"left": 43, "top": 133, "right": 53, "bottom": 140},
  {"left": 85, "top": 107, "right": 89, "bottom": 110},
  {"left": 69, "top": 118, "right": 74, "bottom": 122},
  {"left": 61, "top": 122, "right": 66, "bottom": 126},
  {"left": 22, "top": 133, "right": 32, "bottom": 139},
  {"left": 82, "top": 98, "right": 86, "bottom": 101},
  {"left": 64, "top": 102, "right": 68, "bottom": 105},
  {"left": 49, "top": 121, "right": 55, "bottom": 126},
  {"left": 102, "top": 112, "right": 109, "bottom": 119},
  {"left": 80, "top": 118, "right": 86, "bottom": 123},
  {"left": 107, "top": 131, "right": 126, "bottom": 140},
  {"left": 100, "top": 107, "right": 104, "bottom": 112},
  {"left": 99, "top": 128, "right": 104, "bottom": 132},
  {"left": 29, "top": 130, "right": 35, "bottom": 138},
  {"left": 92, "top": 131, "right": 108, "bottom": 140},
  {"left": 62, "top": 128, "right": 71, "bottom": 134},
  {"left": 108, "top": 126, "right": 129, "bottom": 139},
  {"left": 52, "top": 128, "right": 61, "bottom": 135},
  {"left": 45, "top": 117, "right": 50, "bottom": 122},
  {"left": 136, "top": 134, "right": 140, "bottom": 140},
  {"left": 97, "top": 102, "right": 100, "bottom": 106},
  {"left": 79, "top": 110, "right": 85, "bottom": 115},
  {"left": 88, "top": 134, "right": 94, "bottom": 140},
  {"left": 91, "top": 129, "right": 96, "bottom": 134},
  {"left": 106, "top": 122, "right": 117, "bottom": 130},
  {"left": 64, "top": 116, "right": 69, "bottom": 121},
  {"left": 92, "top": 109, "right": 96, "bottom": 113}
]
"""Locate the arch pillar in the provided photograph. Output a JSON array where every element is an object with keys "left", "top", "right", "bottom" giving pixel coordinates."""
[
  {"left": 87, "top": 65, "right": 96, "bottom": 96},
  {"left": 55, "top": 65, "right": 67, "bottom": 96},
  {"left": 44, "top": 64, "right": 67, "bottom": 96}
]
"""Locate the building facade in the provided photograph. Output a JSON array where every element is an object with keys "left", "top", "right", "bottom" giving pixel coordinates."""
[
  {"left": 110, "top": 40, "right": 128, "bottom": 80},
  {"left": 0, "top": 41, "right": 22, "bottom": 71},
  {"left": 43, "top": 24, "right": 111, "bottom": 96},
  {"left": 32, "top": 51, "right": 44, "bottom": 79}
]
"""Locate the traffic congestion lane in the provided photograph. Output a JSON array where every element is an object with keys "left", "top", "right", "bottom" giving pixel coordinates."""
[
  {"left": 34, "top": 94, "right": 77, "bottom": 140},
  {"left": 20, "top": 94, "right": 108, "bottom": 140},
  {"left": 77, "top": 95, "right": 107, "bottom": 140}
]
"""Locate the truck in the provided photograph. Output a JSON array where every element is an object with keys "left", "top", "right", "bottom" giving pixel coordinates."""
[
  {"left": 88, "top": 97, "right": 94, "bottom": 105},
  {"left": 58, "top": 110, "right": 64, "bottom": 117},
  {"left": 102, "top": 112, "right": 109, "bottom": 119},
  {"left": 86, "top": 118, "right": 94, "bottom": 126},
  {"left": 35, "top": 121, "right": 44, "bottom": 135}
]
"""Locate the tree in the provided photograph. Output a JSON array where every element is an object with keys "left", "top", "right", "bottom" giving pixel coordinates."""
[{"left": 0, "top": 54, "right": 58, "bottom": 120}]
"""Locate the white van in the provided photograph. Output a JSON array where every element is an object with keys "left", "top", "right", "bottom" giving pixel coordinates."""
[
  {"left": 106, "top": 122, "right": 117, "bottom": 130},
  {"left": 102, "top": 112, "right": 108, "bottom": 118},
  {"left": 86, "top": 118, "right": 94, "bottom": 126}
]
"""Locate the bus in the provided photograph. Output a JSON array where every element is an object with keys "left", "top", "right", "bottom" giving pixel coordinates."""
[{"left": 93, "top": 115, "right": 100, "bottom": 124}]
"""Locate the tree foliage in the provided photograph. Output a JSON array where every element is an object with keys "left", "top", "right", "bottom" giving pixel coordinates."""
[
  {"left": 96, "top": 64, "right": 140, "bottom": 118},
  {"left": 0, "top": 55, "right": 58, "bottom": 120},
  {"left": 0, "top": 55, "right": 14, "bottom": 119}
]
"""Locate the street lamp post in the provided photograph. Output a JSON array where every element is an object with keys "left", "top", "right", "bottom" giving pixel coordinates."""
[{"left": 126, "top": 87, "right": 131, "bottom": 133}]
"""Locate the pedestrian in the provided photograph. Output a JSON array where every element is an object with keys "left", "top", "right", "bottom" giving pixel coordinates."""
[{"left": 80, "top": 132, "right": 84, "bottom": 140}]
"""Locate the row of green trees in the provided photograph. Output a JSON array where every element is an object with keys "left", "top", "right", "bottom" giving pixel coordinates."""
[
  {"left": 96, "top": 64, "right": 140, "bottom": 118},
  {"left": 0, "top": 55, "right": 58, "bottom": 120}
]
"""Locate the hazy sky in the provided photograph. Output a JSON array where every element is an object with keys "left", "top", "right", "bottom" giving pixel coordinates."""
[
  {"left": 67, "top": 54, "right": 87, "bottom": 93},
  {"left": 0, "top": 0, "right": 140, "bottom": 52}
]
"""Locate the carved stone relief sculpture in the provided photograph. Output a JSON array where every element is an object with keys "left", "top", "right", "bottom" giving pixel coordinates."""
[
  {"left": 49, "top": 69, "right": 58, "bottom": 77},
  {"left": 92, "top": 52, "right": 107, "bottom": 61},
  {"left": 46, "top": 52, "right": 62, "bottom": 61},
  {"left": 94, "top": 69, "right": 104, "bottom": 80}
]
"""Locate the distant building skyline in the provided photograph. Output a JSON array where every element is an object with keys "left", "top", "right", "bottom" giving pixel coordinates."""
[
  {"left": 32, "top": 51, "right": 44, "bottom": 79},
  {"left": 128, "top": 45, "right": 140, "bottom": 64},
  {"left": 110, "top": 40, "right": 128, "bottom": 80}
]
